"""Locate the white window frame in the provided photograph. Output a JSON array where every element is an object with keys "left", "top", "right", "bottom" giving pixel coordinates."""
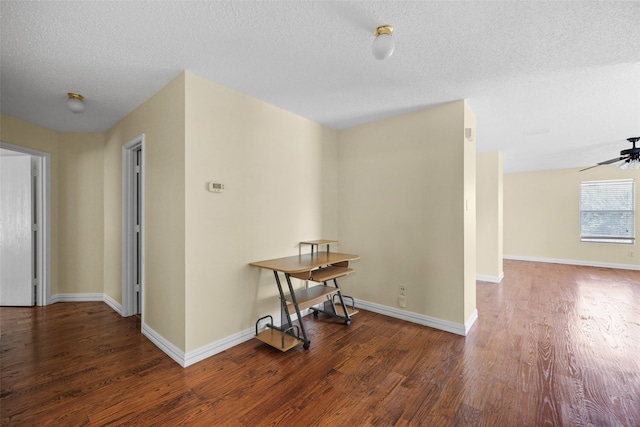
[{"left": 580, "top": 179, "right": 635, "bottom": 244}]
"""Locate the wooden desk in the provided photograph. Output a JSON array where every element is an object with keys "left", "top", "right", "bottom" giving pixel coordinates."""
[
  {"left": 250, "top": 251, "right": 359, "bottom": 274},
  {"left": 251, "top": 251, "right": 359, "bottom": 350}
]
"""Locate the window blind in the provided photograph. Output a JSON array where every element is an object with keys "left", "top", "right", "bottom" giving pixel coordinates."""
[{"left": 580, "top": 179, "right": 635, "bottom": 243}]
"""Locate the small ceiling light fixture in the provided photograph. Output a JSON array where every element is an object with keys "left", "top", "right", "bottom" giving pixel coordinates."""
[
  {"left": 372, "top": 25, "right": 394, "bottom": 60},
  {"left": 66, "top": 93, "right": 85, "bottom": 113},
  {"left": 619, "top": 156, "right": 640, "bottom": 170}
]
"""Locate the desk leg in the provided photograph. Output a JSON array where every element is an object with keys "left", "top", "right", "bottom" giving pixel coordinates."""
[
  {"left": 273, "top": 271, "right": 294, "bottom": 331},
  {"left": 284, "top": 273, "right": 311, "bottom": 349},
  {"left": 333, "top": 278, "right": 352, "bottom": 325}
]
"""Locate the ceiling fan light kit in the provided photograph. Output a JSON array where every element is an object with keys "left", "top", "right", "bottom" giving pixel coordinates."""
[
  {"left": 618, "top": 137, "right": 640, "bottom": 169},
  {"left": 372, "top": 25, "right": 394, "bottom": 60},
  {"left": 619, "top": 158, "right": 640, "bottom": 170},
  {"left": 66, "top": 92, "right": 85, "bottom": 113}
]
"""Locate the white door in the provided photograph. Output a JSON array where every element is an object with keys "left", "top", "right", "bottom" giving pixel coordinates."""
[
  {"left": 122, "top": 136, "right": 144, "bottom": 317},
  {"left": 0, "top": 154, "right": 34, "bottom": 306}
]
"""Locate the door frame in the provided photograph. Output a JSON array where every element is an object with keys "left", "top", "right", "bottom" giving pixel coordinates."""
[
  {"left": 0, "top": 142, "right": 51, "bottom": 306},
  {"left": 122, "top": 134, "right": 145, "bottom": 318}
]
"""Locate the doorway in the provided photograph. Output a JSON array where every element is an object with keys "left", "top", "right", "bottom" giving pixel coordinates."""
[
  {"left": 122, "top": 135, "right": 144, "bottom": 318},
  {"left": 0, "top": 143, "right": 50, "bottom": 306}
]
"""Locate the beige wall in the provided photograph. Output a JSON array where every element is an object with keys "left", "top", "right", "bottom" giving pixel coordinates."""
[
  {"left": 183, "top": 72, "right": 338, "bottom": 352},
  {"left": 104, "top": 72, "right": 187, "bottom": 349},
  {"left": 57, "top": 132, "right": 105, "bottom": 294},
  {"left": 504, "top": 166, "right": 639, "bottom": 267},
  {"left": 337, "top": 101, "right": 476, "bottom": 327},
  {"left": 477, "top": 151, "right": 504, "bottom": 280}
]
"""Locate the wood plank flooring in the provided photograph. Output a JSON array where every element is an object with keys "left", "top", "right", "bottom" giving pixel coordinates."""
[{"left": 2, "top": 260, "right": 639, "bottom": 426}]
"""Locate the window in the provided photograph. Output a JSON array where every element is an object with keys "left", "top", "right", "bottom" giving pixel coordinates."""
[{"left": 580, "top": 179, "right": 635, "bottom": 244}]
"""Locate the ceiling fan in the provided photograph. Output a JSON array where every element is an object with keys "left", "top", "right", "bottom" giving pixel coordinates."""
[{"left": 580, "top": 137, "right": 640, "bottom": 171}]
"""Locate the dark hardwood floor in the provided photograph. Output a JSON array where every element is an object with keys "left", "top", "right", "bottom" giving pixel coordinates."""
[{"left": 2, "top": 260, "right": 639, "bottom": 426}]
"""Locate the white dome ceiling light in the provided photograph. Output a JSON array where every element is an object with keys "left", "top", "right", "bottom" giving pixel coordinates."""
[
  {"left": 66, "top": 93, "right": 85, "bottom": 113},
  {"left": 372, "top": 25, "right": 394, "bottom": 60}
]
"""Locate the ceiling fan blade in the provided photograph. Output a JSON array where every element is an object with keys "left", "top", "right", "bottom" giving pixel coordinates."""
[
  {"left": 579, "top": 164, "right": 602, "bottom": 172},
  {"left": 579, "top": 156, "right": 626, "bottom": 172},
  {"left": 597, "top": 156, "right": 625, "bottom": 165}
]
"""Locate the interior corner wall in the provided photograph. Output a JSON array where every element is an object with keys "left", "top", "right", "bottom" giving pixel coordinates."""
[
  {"left": 337, "top": 101, "right": 471, "bottom": 326},
  {"left": 1, "top": 114, "right": 60, "bottom": 294},
  {"left": 183, "top": 71, "right": 338, "bottom": 352},
  {"left": 504, "top": 166, "right": 639, "bottom": 268},
  {"left": 477, "top": 150, "right": 504, "bottom": 281},
  {"left": 104, "top": 72, "right": 187, "bottom": 350},
  {"left": 56, "top": 132, "right": 105, "bottom": 294}
]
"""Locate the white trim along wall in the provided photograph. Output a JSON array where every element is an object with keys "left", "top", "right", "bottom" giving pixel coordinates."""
[{"left": 503, "top": 255, "right": 640, "bottom": 271}]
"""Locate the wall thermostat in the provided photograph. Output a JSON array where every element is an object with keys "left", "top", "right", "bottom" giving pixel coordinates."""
[{"left": 208, "top": 182, "right": 224, "bottom": 193}]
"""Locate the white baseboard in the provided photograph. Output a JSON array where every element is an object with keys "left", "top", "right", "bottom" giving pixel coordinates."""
[
  {"left": 60, "top": 295, "right": 478, "bottom": 366},
  {"left": 465, "top": 308, "right": 478, "bottom": 334},
  {"left": 166, "top": 308, "right": 316, "bottom": 367},
  {"left": 476, "top": 272, "right": 504, "bottom": 283},
  {"left": 354, "top": 299, "right": 472, "bottom": 336},
  {"left": 50, "top": 293, "right": 103, "bottom": 303},
  {"left": 142, "top": 302, "right": 477, "bottom": 367},
  {"left": 142, "top": 322, "right": 186, "bottom": 367},
  {"left": 142, "top": 323, "right": 260, "bottom": 368},
  {"left": 50, "top": 293, "right": 123, "bottom": 315},
  {"left": 184, "top": 327, "right": 255, "bottom": 367},
  {"left": 503, "top": 255, "right": 640, "bottom": 271},
  {"left": 103, "top": 294, "right": 122, "bottom": 315}
]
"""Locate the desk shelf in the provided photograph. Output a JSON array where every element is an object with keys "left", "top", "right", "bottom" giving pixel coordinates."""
[
  {"left": 255, "top": 315, "right": 303, "bottom": 351},
  {"left": 255, "top": 328, "right": 301, "bottom": 352},
  {"left": 300, "top": 239, "right": 338, "bottom": 256},
  {"left": 334, "top": 303, "right": 359, "bottom": 317},
  {"left": 284, "top": 285, "right": 338, "bottom": 314}
]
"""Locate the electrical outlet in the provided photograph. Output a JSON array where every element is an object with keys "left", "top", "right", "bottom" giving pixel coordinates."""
[
  {"left": 399, "top": 285, "right": 406, "bottom": 296},
  {"left": 398, "top": 295, "right": 407, "bottom": 308}
]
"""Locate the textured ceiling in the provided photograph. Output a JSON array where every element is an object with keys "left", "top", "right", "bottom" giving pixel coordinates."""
[{"left": 1, "top": 1, "right": 639, "bottom": 173}]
